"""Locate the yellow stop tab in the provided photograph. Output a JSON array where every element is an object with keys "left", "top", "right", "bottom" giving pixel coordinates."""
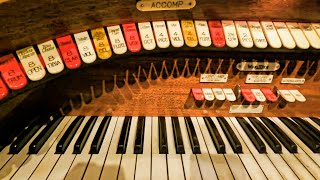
[
  {"left": 181, "top": 20, "right": 198, "bottom": 47},
  {"left": 91, "top": 28, "right": 112, "bottom": 60}
]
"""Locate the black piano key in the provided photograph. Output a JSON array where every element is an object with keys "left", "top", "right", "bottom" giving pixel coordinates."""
[
  {"left": 203, "top": 117, "right": 225, "bottom": 154},
  {"left": 29, "top": 116, "right": 64, "bottom": 154},
  {"left": 310, "top": 117, "right": 320, "bottom": 126},
  {"left": 185, "top": 117, "right": 201, "bottom": 154},
  {"left": 172, "top": 117, "right": 185, "bottom": 154},
  {"left": 117, "top": 116, "right": 132, "bottom": 154},
  {"left": 236, "top": 117, "right": 266, "bottom": 153},
  {"left": 260, "top": 117, "right": 297, "bottom": 153},
  {"left": 56, "top": 116, "right": 85, "bottom": 154},
  {"left": 217, "top": 117, "right": 242, "bottom": 153},
  {"left": 90, "top": 116, "right": 111, "bottom": 154},
  {"left": 10, "top": 116, "right": 44, "bottom": 154},
  {"left": 248, "top": 117, "right": 282, "bottom": 153},
  {"left": 73, "top": 116, "right": 97, "bottom": 154},
  {"left": 134, "top": 116, "right": 145, "bottom": 154},
  {"left": 159, "top": 116, "right": 168, "bottom": 154},
  {"left": 279, "top": 117, "right": 320, "bottom": 153},
  {"left": 291, "top": 117, "right": 320, "bottom": 142}
]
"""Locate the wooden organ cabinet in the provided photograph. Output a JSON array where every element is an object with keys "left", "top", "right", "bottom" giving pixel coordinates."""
[{"left": 0, "top": 0, "right": 319, "bottom": 179}]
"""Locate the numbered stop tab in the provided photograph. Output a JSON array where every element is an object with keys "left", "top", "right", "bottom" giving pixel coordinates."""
[
  {"left": 181, "top": 20, "right": 198, "bottom": 47},
  {"left": 261, "top": 88, "right": 277, "bottom": 102},
  {"left": 167, "top": 21, "right": 184, "bottom": 48},
  {"left": 107, "top": 25, "right": 127, "bottom": 55},
  {"left": 299, "top": 23, "right": 320, "bottom": 49},
  {"left": 122, "top": 23, "right": 142, "bottom": 52},
  {"left": 234, "top": 21, "right": 253, "bottom": 48},
  {"left": 138, "top": 22, "right": 156, "bottom": 50},
  {"left": 194, "top": 20, "right": 211, "bottom": 47},
  {"left": 16, "top": 46, "right": 46, "bottom": 81},
  {"left": 74, "top": 31, "right": 97, "bottom": 64},
  {"left": 0, "top": 78, "right": 8, "bottom": 100},
  {"left": 91, "top": 28, "right": 112, "bottom": 59},
  {"left": 251, "top": 89, "right": 266, "bottom": 102},
  {"left": 212, "top": 88, "right": 226, "bottom": 101},
  {"left": 221, "top": 20, "right": 238, "bottom": 48},
  {"left": 56, "top": 35, "right": 82, "bottom": 69},
  {"left": 261, "top": 21, "right": 282, "bottom": 48},
  {"left": 202, "top": 88, "right": 215, "bottom": 101},
  {"left": 37, "top": 40, "right": 64, "bottom": 74},
  {"left": 153, "top": 21, "right": 170, "bottom": 48},
  {"left": 274, "top": 22, "right": 296, "bottom": 49},
  {"left": 0, "top": 54, "right": 28, "bottom": 90},
  {"left": 240, "top": 88, "right": 256, "bottom": 103},
  {"left": 247, "top": 21, "right": 267, "bottom": 49},
  {"left": 286, "top": 22, "right": 310, "bottom": 49},
  {"left": 208, "top": 21, "right": 225, "bottom": 48}
]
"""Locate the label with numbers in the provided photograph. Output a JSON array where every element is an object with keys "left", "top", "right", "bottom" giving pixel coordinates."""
[
  {"left": 122, "top": 23, "right": 142, "bottom": 52},
  {"left": 107, "top": 25, "right": 127, "bottom": 54},
  {"left": 74, "top": 31, "right": 97, "bottom": 64},
  {"left": 208, "top": 21, "right": 225, "bottom": 48},
  {"left": 286, "top": 22, "right": 310, "bottom": 49},
  {"left": 221, "top": 20, "right": 238, "bottom": 48},
  {"left": 138, "top": 22, "right": 156, "bottom": 50},
  {"left": 261, "top": 21, "right": 282, "bottom": 48},
  {"left": 202, "top": 88, "right": 215, "bottom": 101},
  {"left": 194, "top": 20, "right": 211, "bottom": 47},
  {"left": 38, "top": 40, "right": 64, "bottom": 74},
  {"left": 299, "top": 23, "right": 320, "bottom": 49},
  {"left": 0, "top": 78, "right": 8, "bottom": 100},
  {"left": 91, "top": 28, "right": 112, "bottom": 60},
  {"left": 229, "top": 105, "right": 264, "bottom": 113},
  {"left": 56, "top": 35, "right": 82, "bottom": 69},
  {"left": 200, "top": 73, "right": 228, "bottom": 82},
  {"left": 0, "top": 54, "right": 28, "bottom": 90},
  {"left": 274, "top": 22, "right": 296, "bottom": 49},
  {"left": 247, "top": 21, "right": 267, "bottom": 49},
  {"left": 234, "top": 21, "right": 253, "bottom": 48},
  {"left": 181, "top": 20, "right": 198, "bottom": 47},
  {"left": 311, "top": 23, "right": 320, "bottom": 37},
  {"left": 167, "top": 21, "right": 184, "bottom": 47},
  {"left": 153, "top": 21, "right": 170, "bottom": 48},
  {"left": 16, "top": 46, "right": 46, "bottom": 81},
  {"left": 245, "top": 74, "right": 273, "bottom": 84}
]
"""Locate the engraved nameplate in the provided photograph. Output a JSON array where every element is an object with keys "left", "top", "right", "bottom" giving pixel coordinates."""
[
  {"left": 136, "top": 0, "right": 196, "bottom": 11},
  {"left": 236, "top": 62, "right": 280, "bottom": 71},
  {"left": 200, "top": 74, "right": 228, "bottom": 83},
  {"left": 246, "top": 74, "right": 273, "bottom": 84},
  {"left": 281, "top": 78, "right": 305, "bottom": 84},
  {"left": 229, "top": 105, "right": 264, "bottom": 113}
]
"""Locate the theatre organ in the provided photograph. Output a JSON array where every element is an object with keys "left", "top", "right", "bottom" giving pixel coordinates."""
[{"left": 0, "top": 0, "right": 320, "bottom": 179}]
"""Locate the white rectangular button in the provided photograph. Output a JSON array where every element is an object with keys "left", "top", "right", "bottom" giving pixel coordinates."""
[
  {"left": 74, "top": 31, "right": 97, "bottom": 64},
  {"left": 167, "top": 21, "right": 184, "bottom": 47},
  {"left": 273, "top": 22, "right": 296, "bottom": 49},
  {"left": 221, "top": 20, "right": 238, "bottom": 48},
  {"left": 248, "top": 21, "right": 267, "bottom": 48},
  {"left": 37, "top": 40, "right": 64, "bottom": 74},
  {"left": 107, "top": 25, "right": 127, "bottom": 55},
  {"left": 261, "top": 21, "right": 282, "bottom": 48},
  {"left": 138, "top": 22, "right": 156, "bottom": 50},
  {"left": 234, "top": 21, "right": 253, "bottom": 48},
  {"left": 153, "top": 21, "right": 170, "bottom": 48},
  {"left": 194, "top": 20, "right": 212, "bottom": 47},
  {"left": 286, "top": 22, "right": 310, "bottom": 49}
]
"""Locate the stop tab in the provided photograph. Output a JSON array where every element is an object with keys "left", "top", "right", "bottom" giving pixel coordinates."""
[
  {"left": 274, "top": 22, "right": 296, "bottom": 49},
  {"left": 74, "top": 31, "right": 97, "bottom": 64},
  {"left": 167, "top": 21, "right": 184, "bottom": 48},
  {"left": 247, "top": 21, "right": 267, "bottom": 49},
  {"left": 153, "top": 21, "right": 170, "bottom": 48},
  {"left": 289, "top": 90, "right": 306, "bottom": 102},
  {"left": 261, "top": 21, "right": 282, "bottom": 48},
  {"left": 251, "top": 89, "right": 266, "bottom": 102},
  {"left": 122, "top": 23, "right": 142, "bottom": 52},
  {"left": 221, "top": 20, "right": 238, "bottom": 48},
  {"left": 299, "top": 23, "right": 320, "bottom": 49},
  {"left": 208, "top": 21, "right": 225, "bottom": 48},
  {"left": 212, "top": 88, "right": 226, "bottom": 101},
  {"left": 194, "top": 20, "right": 212, "bottom": 47},
  {"left": 91, "top": 28, "right": 112, "bottom": 59},
  {"left": 107, "top": 25, "right": 128, "bottom": 55},
  {"left": 37, "top": 40, "right": 64, "bottom": 74},
  {"left": 16, "top": 46, "right": 46, "bottom": 81},
  {"left": 234, "top": 21, "right": 253, "bottom": 48},
  {"left": 222, "top": 88, "right": 236, "bottom": 102},
  {"left": 181, "top": 20, "right": 198, "bottom": 47},
  {"left": 56, "top": 35, "right": 82, "bottom": 69},
  {"left": 240, "top": 88, "right": 256, "bottom": 103},
  {"left": 261, "top": 88, "right": 278, "bottom": 102},
  {"left": 0, "top": 54, "right": 28, "bottom": 90},
  {"left": 278, "top": 89, "right": 295, "bottom": 103},
  {"left": 0, "top": 78, "right": 9, "bottom": 100},
  {"left": 138, "top": 22, "right": 156, "bottom": 50},
  {"left": 202, "top": 88, "right": 215, "bottom": 101},
  {"left": 191, "top": 88, "right": 204, "bottom": 101},
  {"left": 286, "top": 22, "right": 310, "bottom": 49}
]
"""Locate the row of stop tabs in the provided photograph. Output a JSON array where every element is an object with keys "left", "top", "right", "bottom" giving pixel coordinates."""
[{"left": 190, "top": 86, "right": 306, "bottom": 107}]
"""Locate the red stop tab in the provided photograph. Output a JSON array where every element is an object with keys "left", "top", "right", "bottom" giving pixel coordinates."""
[
  {"left": 122, "top": 23, "right": 142, "bottom": 53},
  {"left": 56, "top": 35, "right": 81, "bottom": 69},
  {"left": 0, "top": 78, "right": 9, "bottom": 100},
  {"left": 0, "top": 54, "right": 28, "bottom": 90},
  {"left": 191, "top": 88, "right": 205, "bottom": 101},
  {"left": 208, "top": 21, "right": 226, "bottom": 48},
  {"left": 241, "top": 88, "right": 256, "bottom": 103},
  {"left": 261, "top": 88, "right": 278, "bottom": 102}
]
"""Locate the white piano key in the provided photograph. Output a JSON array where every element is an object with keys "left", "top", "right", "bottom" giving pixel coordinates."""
[
  {"left": 135, "top": 117, "right": 152, "bottom": 180},
  {"left": 100, "top": 116, "right": 125, "bottom": 180},
  {"left": 82, "top": 116, "right": 118, "bottom": 180},
  {"left": 151, "top": 117, "right": 167, "bottom": 180},
  {"left": 138, "top": 22, "right": 156, "bottom": 50},
  {"left": 221, "top": 20, "right": 239, "bottom": 48},
  {"left": 235, "top": 21, "right": 254, "bottom": 48},
  {"left": 107, "top": 25, "right": 127, "bottom": 55},
  {"left": 64, "top": 117, "right": 103, "bottom": 180},
  {"left": 178, "top": 117, "right": 202, "bottom": 180},
  {"left": 28, "top": 116, "right": 78, "bottom": 180},
  {"left": 74, "top": 31, "right": 97, "bottom": 64},
  {"left": 261, "top": 21, "right": 282, "bottom": 48},
  {"left": 46, "top": 116, "right": 91, "bottom": 180},
  {"left": 274, "top": 22, "right": 296, "bottom": 49},
  {"left": 311, "top": 23, "right": 320, "bottom": 37},
  {"left": 196, "top": 117, "right": 234, "bottom": 179},
  {"left": 286, "top": 22, "right": 310, "bottom": 49},
  {"left": 153, "top": 21, "right": 170, "bottom": 48},
  {"left": 248, "top": 21, "right": 268, "bottom": 49},
  {"left": 166, "top": 21, "right": 184, "bottom": 48},
  {"left": 11, "top": 116, "right": 73, "bottom": 180},
  {"left": 194, "top": 20, "right": 212, "bottom": 47},
  {"left": 299, "top": 23, "right": 320, "bottom": 49},
  {"left": 0, "top": 146, "right": 12, "bottom": 169}
]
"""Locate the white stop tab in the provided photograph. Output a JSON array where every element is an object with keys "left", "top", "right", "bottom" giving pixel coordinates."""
[
  {"left": 251, "top": 89, "right": 266, "bottom": 102},
  {"left": 107, "top": 25, "right": 127, "bottom": 55},
  {"left": 221, "top": 20, "right": 238, "bottom": 48},
  {"left": 288, "top": 90, "right": 306, "bottom": 102},
  {"left": 261, "top": 21, "right": 282, "bottom": 48},
  {"left": 167, "top": 21, "right": 184, "bottom": 48},
  {"left": 286, "top": 22, "right": 310, "bottom": 49},
  {"left": 278, "top": 89, "right": 295, "bottom": 103},
  {"left": 153, "top": 21, "right": 170, "bottom": 48},
  {"left": 299, "top": 23, "right": 320, "bottom": 49},
  {"left": 273, "top": 22, "right": 296, "bottom": 49},
  {"left": 234, "top": 21, "right": 253, "bottom": 48},
  {"left": 222, "top": 88, "right": 236, "bottom": 102},
  {"left": 37, "top": 40, "right": 64, "bottom": 74},
  {"left": 212, "top": 88, "right": 226, "bottom": 101},
  {"left": 194, "top": 20, "right": 212, "bottom": 47},
  {"left": 16, "top": 46, "right": 46, "bottom": 81},
  {"left": 74, "top": 31, "right": 97, "bottom": 64},
  {"left": 138, "top": 22, "right": 156, "bottom": 50},
  {"left": 247, "top": 21, "right": 267, "bottom": 49},
  {"left": 202, "top": 88, "right": 215, "bottom": 101},
  {"left": 311, "top": 23, "right": 320, "bottom": 37}
]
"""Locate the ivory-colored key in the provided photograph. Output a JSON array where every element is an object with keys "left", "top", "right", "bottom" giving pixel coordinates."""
[
  {"left": 261, "top": 21, "right": 282, "bottom": 48},
  {"left": 153, "top": 21, "right": 170, "bottom": 48},
  {"left": 91, "top": 28, "right": 112, "bottom": 59},
  {"left": 167, "top": 21, "right": 184, "bottom": 48},
  {"left": 299, "top": 23, "right": 320, "bottom": 49},
  {"left": 286, "top": 22, "right": 310, "bottom": 49},
  {"left": 274, "top": 22, "right": 296, "bottom": 49},
  {"left": 181, "top": 20, "right": 198, "bottom": 47},
  {"left": 248, "top": 21, "right": 268, "bottom": 48},
  {"left": 138, "top": 22, "right": 156, "bottom": 50},
  {"left": 74, "top": 31, "right": 97, "bottom": 64},
  {"left": 194, "top": 20, "right": 212, "bottom": 47},
  {"left": 221, "top": 20, "right": 239, "bottom": 48},
  {"left": 107, "top": 25, "right": 127, "bottom": 55},
  {"left": 235, "top": 21, "right": 253, "bottom": 48}
]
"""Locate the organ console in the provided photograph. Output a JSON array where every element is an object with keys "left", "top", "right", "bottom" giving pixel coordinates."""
[{"left": 0, "top": 0, "right": 320, "bottom": 179}]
